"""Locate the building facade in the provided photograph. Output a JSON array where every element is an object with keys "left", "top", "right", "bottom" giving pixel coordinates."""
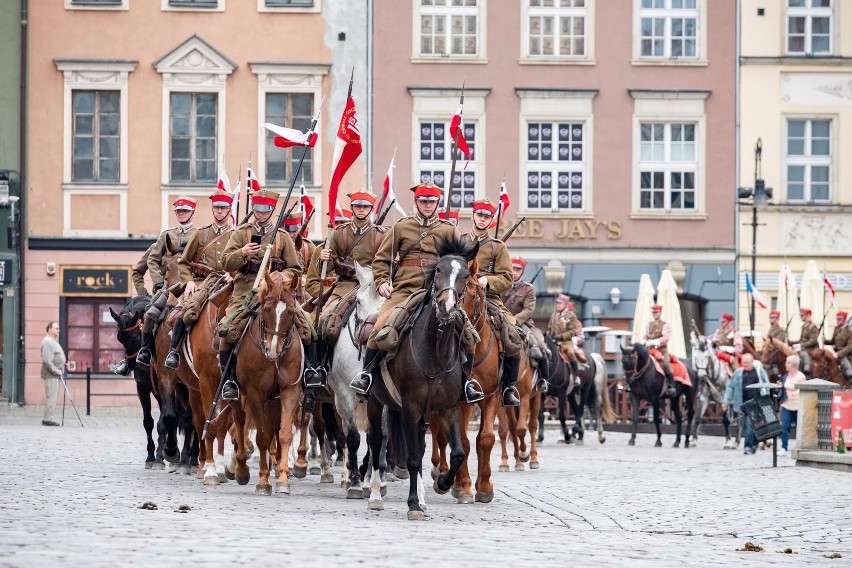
[
  {"left": 738, "top": 0, "right": 852, "bottom": 343},
  {"left": 24, "top": 0, "right": 367, "bottom": 405},
  {"left": 372, "top": 0, "right": 738, "bottom": 361}
]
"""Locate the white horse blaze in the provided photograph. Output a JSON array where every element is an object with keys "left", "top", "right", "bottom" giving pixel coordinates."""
[
  {"left": 268, "top": 301, "right": 287, "bottom": 356},
  {"left": 444, "top": 259, "right": 462, "bottom": 312}
]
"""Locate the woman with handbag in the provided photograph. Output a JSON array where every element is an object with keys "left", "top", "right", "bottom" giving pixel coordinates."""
[{"left": 779, "top": 354, "right": 808, "bottom": 455}]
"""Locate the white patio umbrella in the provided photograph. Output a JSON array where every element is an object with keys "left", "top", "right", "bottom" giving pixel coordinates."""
[
  {"left": 632, "top": 274, "right": 656, "bottom": 345},
  {"left": 778, "top": 264, "right": 802, "bottom": 342},
  {"left": 800, "top": 260, "right": 825, "bottom": 343},
  {"left": 657, "top": 269, "right": 686, "bottom": 359}
]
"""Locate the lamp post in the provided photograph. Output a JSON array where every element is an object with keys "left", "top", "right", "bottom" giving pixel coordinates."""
[{"left": 737, "top": 139, "right": 772, "bottom": 333}]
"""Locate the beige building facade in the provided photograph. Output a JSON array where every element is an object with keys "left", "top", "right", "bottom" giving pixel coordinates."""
[{"left": 739, "top": 1, "right": 852, "bottom": 343}]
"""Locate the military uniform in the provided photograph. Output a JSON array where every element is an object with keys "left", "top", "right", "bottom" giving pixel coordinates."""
[
  {"left": 766, "top": 323, "right": 787, "bottom": 342},
  {"left": 825, "top": 315, "right": 852, "bottom": 377},
  {"left": 147, "top": 225, "right": 196, "bottom": 290},
  {"left": 132, "top": 243, "right": 155, "bottom": 297},
  {"left": 463, "top": 231, "right": 514, "bottom": 322},
  {"left": 547, "top": 306, "right": 580, "bottom": 363},
  {"left": 645, "top": 319, "right": 675, "bottom": 377},
  {"left": 502, "top": 280, "right": 536, "bottom": 326},
  {"left": 797, "top": 322, "right": 820, "bottom": 350}
]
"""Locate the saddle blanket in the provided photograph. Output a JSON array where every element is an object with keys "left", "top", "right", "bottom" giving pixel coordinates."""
[{"left": 650, "top": 353, "right": 692, "bottom": 387}]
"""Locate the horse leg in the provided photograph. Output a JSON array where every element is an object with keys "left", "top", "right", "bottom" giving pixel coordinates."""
[
  {"left": 435, "top": 407, "right": 464, "bottom": 497},
  {"left": 228, "top": 400, "right": 250, "bottom": 485},
  {"left": 429, "top": 419, "right": 449, "bottom": 479},
  {"left": 403, "top": 409, "right": 426, "bottom": 520},
  {"left": 137, "top": 381, "right": 157, "bottom": 468},
  {"left": 366, "top": 398, "right": 386, "bottom": 511},
  {"left": 685, "top": 388, "right": 695, "bottom": 448},
  {"left": 537, "top": 394, "right": 545, "bottom": 443},
  {"left": 568, "top": 392, "right": 584, "bottom": 445},
  {"left": 159, "top": 386, "right": 181, "bottom": 467},
  {"left": 672, "top": 392, "right": 682, "bottom": 448},
  {"left": 474, "top": 396, "right": 498, "bottom": 503},
  {"left": 311, "top": 405, "right": 333, "bottom": 484},
  {"left": 497, "top": 407, "right": 510, "bottom": 472},
  {"left": 450, "top": 406, "right": 474, "bottom": 503},
  {"left": 274, "top": 392, "right": 301, "bottom": 494},
  {"left": 629, "top": 394, "right": 639, "bottom": 446},
  {"left": 558, "top": 388, "right": 572, "bottom": 444},
  {"left": 178, "top": 405, "right": 196, "bottom": 475},
  {"left": 517, "top": 394, "right": 531, "bottom": 463},
  {"left": 506, "top": 403, "right": 522, "bottom": 469},
  {"left": 291, "top": 408, "right": 310, "bottom": 479},
  {"left": 653, "top": 400, "right": 663, "bottom": 448}
]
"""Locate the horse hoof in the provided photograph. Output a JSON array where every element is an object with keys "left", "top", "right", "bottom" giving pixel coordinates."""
[
  {"left": 599, "top": 436, "right": 607, "bottom": 444},
  {"left": 218, "top": 473, "right": 228, "bottom": 483},
  {"left": 498, "top": 465, "right": 510, "bottom": 472},
  {"left": 407, "top": 510, "right": 426, "bottom": 521},
  {"left": 450, "top": 487, "right": 461, "bottom": 499},
  {"left": 203, "top": 473, "right": 220, "bottom": 486},
  {"left": 433, "top": 479, "right": 449, "bottom": 495},
  {"left": 475, "top": 490, "right": 494, "bottom": 503},
  {"left": 628, "top": 439, "right": 636, "bottom": 447},
  {"left": 519, "top": 450, "right": 531, "bottom": 463},
  {"left": 342, "top": 479, "right": 350, "bottom": 489},
  {"left": 654, "top": 441, "right": 663, "bottom": 448},
  {"left": 320, "top": 473, "right": 334, "bottom": 484},
  {"left": 164, "top": 451, "right": 180, "bottom": 464},
  {"left": 673, "top": 442, "right": 680, "bottom": 448},
  {"left": 381, "top": 484, "right": 387, "bottom": 497},
  {"left": 236, "top": 473, "right": 250, "bottom": 486},
  {"left": 515, "top": 464, "right": 525, "bottom": 471},
  {"left": 684, "top": 442, "right": 691, "bottom": 449},
  {"left": 529, "top": 461, "right": 540, "bottom": 470},
  {"left": 308, "top": 466, "right": 322, "bottom": 475},
  {"left": 144, "top": 461, "right": 154, "bottom": 470},
  {"left": 393, "top": 466, "right": 409, "bottom": 480},
  {"left": 368, "top": 499, "right": 384, "bottom": 511},
  {"left": 291, "top": 465, "right": 307, "bottom": 479},
  {"left": 575, "top": 439, "right": 584, "bottom": 446},
  {"left": 430, "top": 465, "right": 440, "bottom": 480},
  {"left": 224, "top": 466, "right": 236, "bottom": 480},
  {"left": 275, "top": 482, "right": 291, "bottom": 494},
  {"left": 196, "top": 469, "right": 205, "bottom": 480},
  {"left": 347, "top": 487, "right": 363, "bottom": 499},
  {"left": 536, "top": 436, "right": 544, "bottom": 444},
  {"left": 255, "top": 483, "right": 272, "bottom": 496},
  {"left": 457, "top": 494, "right": 474, "bottom": 505},
  {"left": 362, "top": 486, "right": 371, "bottom": 499},
  {"left": 151, "top": 461, "right": 165, "bottom": 470},
  {"left": 167, "top": 463, "right": 179, "bottom": 474},
  {"left": 178, "top": 464, "right": 191, "bottom": 476}
]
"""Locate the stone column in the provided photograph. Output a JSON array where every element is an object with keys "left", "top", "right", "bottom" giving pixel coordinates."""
[{"left": 794, "top": 379, "right": 841, "bottom": 453}]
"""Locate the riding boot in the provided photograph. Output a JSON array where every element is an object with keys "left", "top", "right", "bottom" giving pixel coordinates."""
[
  {"left": 350, "top": 348, "right": 380, "bottom": 399},
  {"left": 164, "top": 319, "right": 187, "bottom": 370},
  {"left": 570, "top": 361, "right": 582, "bottom": 386},
  {"left": 113, "top": 358, "right": 131, "bottom": 376},
  {"left": 664, "top": 369, "right": 677, "bottom": 398},
  {"left": 501, "top": 355, "right": 521, "bottom": 407},
  {"left": 136, "top": 331, "right": 155, "bottom": 367},
  {"left": 302, "top": 341, "right": 328, "bottom": 389},
  {"left": 219, "top": 349, "right": 239, "bottom": 401},
  {"left": 534, "top": 357, "right": 550, "bottom": 392},
  {"left": 462, "top": 355, "right": 485, "bottom": 404}
]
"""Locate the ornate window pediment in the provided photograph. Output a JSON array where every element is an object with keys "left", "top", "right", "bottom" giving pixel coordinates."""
[{"left": 154, "top": 35, "right": 236, "bottom": 87}]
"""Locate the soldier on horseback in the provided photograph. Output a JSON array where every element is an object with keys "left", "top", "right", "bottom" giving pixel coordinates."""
[
  {"left": 547, "top": 294, "right": 585, "bottom": 385},
  {"left": 217, "top": 189, "right": 307, "bottom": 400},
  {"left": 710, "top": 313, "right": 741, "bottom": 372},
  {"left": 462, "top": 198, "right": 520, "bottom": 407},
  {"left": 136, "top": 196, "right": 198, "bottom": 368},
  {"left": 112, "top": 242, "right": 157, "bottom": 376},
  {"left": 305, "top": 190, "right": 385, "bottom": 387},
  {"left": 283, "top": 211, "right": 316, "bottom": 305},
  {"left": 790, "top": 308, "right": 819, "bottom": 374},
  {"left": 502, "top": 256, "right": 549, "bottom": 392},
  {"left": 825, "top": 311, "right": 852, "bottom": 382},
  {"left": 162, "top": 188, "right": 235, "bottom": 370},
  {"left": 766, "top": 310, "right": 787, "bottom": 342},
  {"left": 350, "top": 181, "right": 485, "bottom": 403},
  {"left": 643, "top": 305, "right": 678, "bottom": 399}
]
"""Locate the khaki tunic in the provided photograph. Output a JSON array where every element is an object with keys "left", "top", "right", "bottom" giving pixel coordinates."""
[
  {"left": 306, "top": 221, "right": 385, "bottom": 303},
  {"left": 645, "top": 319, "right": 673, "bottom": 372},
  {"left": 798, "top": 322, "right": 820, "bottom": 350},
  {"left": 502, "top": 281, "right": 536, "bottom": 326},
  {"left": 826, "top": 326, "right": 852, "bottom": 359},
  {"left": 547, "top": 308, "right": 579, "bottom": 362},
  {"left": 148, "top": 226, "right": 196, "bottom": 287},
  {"left": 766, "top": 324, "right": 787, "bottom": 343},
  {"left": 178, "top": 224, "right": 233, "bottom": 285},
  {"left": 463, "top": 232, "right": 514, "bottom": 324},
  {"left": 132, "top": 243, "right": 155, "bottom": 296},
  {"left": 292, "top": 237, "right": 316, "bottom": 304},
  {"left": 220, "top": 223, "right": 302, "bottom": 320},
  {"left": 712, "top": 324, "right": 734, "bottom": 348},
  {"left": 367, "top": 215, "right": 460, "bottom": 347}
]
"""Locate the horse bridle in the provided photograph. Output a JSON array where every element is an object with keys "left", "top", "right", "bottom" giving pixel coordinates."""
[
  {"left": 624, "top": 348, "right": 652, "bottom": 384},
  {"left": 119, "top": 316, "right": 143, "bottom": 360}
]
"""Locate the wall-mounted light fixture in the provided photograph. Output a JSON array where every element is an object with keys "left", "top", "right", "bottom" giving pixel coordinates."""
[{"left": 609, "top": 287, "right": 621, "bottom": 307}]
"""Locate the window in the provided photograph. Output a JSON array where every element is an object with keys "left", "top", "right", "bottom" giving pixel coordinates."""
[
  {"left": 418, "top": 119, "right": 478, "bottom": 209},
  {"left": 265, "top": 93, "right": 314, "bottom": 184},
  {"left": 169, "top": 0, "right": 218, "bottom": 7},
  {"left": 265, "top": 0, "right": 312, "bottom": 5},
  {"left": 72, "top": 91, "right": 120, "bottom": 183},
  {"left": 638, "top": 122, "right": 697, "bottom": 210},
  {"left": 418, "top": 0, "right": 481, "bottom": 58},
  {"left": 169, "top": 93, "right": 217, "bottom": 183},
  {"left": 526, "top": 0, "right": 588, "bottom": 58},
  {"left": 524, "top": 122, "right": 586, "bottom": 211},
  {"left": 787, "top": 0, "right": 832, "bottom": 55},
  {"left": 69, "top": 0, "right": 123, "bottom": 6},
  {"left": 66, "top": 300, "right": 126, "bottom": 374},
  {"left": 786, "top": 119, "right": 831, "bottom": 203},
  {"left": 639, "top": 0, "right": 699, "bottom": 59}
]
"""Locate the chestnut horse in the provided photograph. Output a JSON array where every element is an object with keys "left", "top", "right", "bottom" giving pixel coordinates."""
[
  {"left": 365, "top": 238, "right": 479, "bottom": 520},
  {"left": 228, "top": 270, "right": 304, "bottom": 495},
  {"left": 764, "top": 337, "right": 847, "bottom": 387},
  {"left": 497, "top": 354, "right": 540, "bottom": 471}
]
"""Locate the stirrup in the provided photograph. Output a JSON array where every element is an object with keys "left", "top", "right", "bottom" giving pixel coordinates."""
[
  {"left": 501, "top": 386, "right": 521, "bottom": 407},
  {"left": 303, "top": 366, "right": 328, "bottom": 389},
  {"left": 112, "top": 359, "right": 130, "bottom": 376},
  {"left": 137, "top": 348, "right": 152, "bottom": 367},
  {"left": 534, "top": 378, "right": 549, "bottom": 393},
  {"left": 221, "top": 380, "right": 239, "bottom": 401},
  {"left": 164, "top": 350, "right": 180, "bottom": 370},
  {"left": 349, "top": 371, "right": 373, "bottom": 396},
  {"left": 464, "top": 379, "right": 485, "bottom": 404}
]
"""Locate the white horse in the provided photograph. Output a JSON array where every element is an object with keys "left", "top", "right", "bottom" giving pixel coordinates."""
[
  {"left": 690, "top": 332, "right": 738, "bottom": 449},
  {"left": 327, "top": 262, "right": 386, "bottom": 498}
]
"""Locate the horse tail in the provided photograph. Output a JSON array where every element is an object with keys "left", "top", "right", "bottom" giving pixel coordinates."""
[
  {"left": 387, "top": 409, "right": 407, "bottom": 466},
  {"left": 592, "top": 353, "right": 616, "bottom": 423},
  {"left": 321, "top": 402, "right": 341, "bottom": 446},
  {"left": 355, "top": 402, "right": 369, "bottom": 432}
]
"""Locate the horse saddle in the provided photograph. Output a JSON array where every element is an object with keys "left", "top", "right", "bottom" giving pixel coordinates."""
[
  {"left": 649, "top": 354, "right": 693, "bottom": 387},
  {"left": 358, "top": 313, "right": 377, "bottom": 346}
]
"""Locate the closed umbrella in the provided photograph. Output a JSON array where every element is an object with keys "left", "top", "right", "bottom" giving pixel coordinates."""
[
  {"left": 822, "top": 273, "right": 837, "bottom": 341},
  {"left": 632, "top": 273, "right": 656, "bottom": 345},
  {"left": 800, "top": 260, "right": 824, "bottom": 343},
  {"left": 657, "top": 269, "right": 686, "bottom": 359},
  {"left": 779, "top": 264, "right": 802, "bottom": 342}
]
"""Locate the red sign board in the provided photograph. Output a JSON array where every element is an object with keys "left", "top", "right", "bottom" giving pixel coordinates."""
[{"left": 831, "top": 391, "right": 852, "bottom": 449}]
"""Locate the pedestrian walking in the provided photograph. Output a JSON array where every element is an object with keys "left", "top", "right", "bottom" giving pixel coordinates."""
[
  {"left": 40, "top": 322, "right": 67, "bottom": 427},
  {"left": 778, "top": 354, "right": 807, "bottom": 455},
  {"left": 721, "top": 353, "right": 769, "bottom": 454}
]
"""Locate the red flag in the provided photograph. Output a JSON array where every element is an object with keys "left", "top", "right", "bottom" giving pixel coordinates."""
[
  {"left": 825, "top": 275, "right": 837, "bottom": 310},
  {"left": 217, "top": 170, "right": 231, "bottom": 193},
  {"left": 490, "top": 180, "right": 510, "bottom": 229},
  {"left": 300, "top": 183, "right": 314, "bottom": 236},
  {"left": 449, "top": 104, "right": 471, "bottom": 160},
  {"left": 328, "top": 96, "right": 362, "bottom": 227},
  {"left": 376, "top": 153, "right": 407, "bottom": 219},
  {"left": 246, "top": 166, "right": 261, "bottom": 194},
  {"left": 263, "top": 123, "right": 318, "bottom": 148}
]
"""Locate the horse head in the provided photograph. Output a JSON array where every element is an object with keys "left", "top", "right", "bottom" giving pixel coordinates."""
[
  {"left": 428, "top": 237, "right": 479, "bottom": 323},
  {"left": 354, "top": 260, "right": 383, "bottom": 317},
  {"left": 620, "top": 344, "right": 637, "bottom": 377},
  {"left": 258, "top": 270, "right": 298, "bottom": 359},
  {"left": 691, "top": 341, "right": 710, "bottom": 379},
  {"left": 110, "top": 306, "right": 143, "bottom": 370}
]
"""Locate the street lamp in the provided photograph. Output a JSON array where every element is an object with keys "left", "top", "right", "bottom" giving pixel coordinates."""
[{"left": 737, "top": 139, "right": 773, "bottom": 333}]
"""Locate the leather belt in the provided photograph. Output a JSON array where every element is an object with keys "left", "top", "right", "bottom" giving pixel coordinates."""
[{"left": 398, "top": 259, "right": 438, "bottom": 268}]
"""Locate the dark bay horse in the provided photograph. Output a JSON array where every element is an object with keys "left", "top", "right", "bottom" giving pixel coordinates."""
[
  {"left": 763, "top": 337, "right": 848, "bottom": 387},
  {"left": 621, "top": 343, "right": 696, "bottom": 448},
  {"left": 537, "top": 334, "right": 578, "bottom": 443},
  {"left": 365, "top": 238, "right": 479, "bottom": 520}
]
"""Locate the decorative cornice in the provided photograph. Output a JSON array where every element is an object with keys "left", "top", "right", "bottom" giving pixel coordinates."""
[
  {"left": 29, "top": 238, "right": 155, "bottom": 251},
  {"left": 515, "top": 88, "right": 598, "bottom": 99},
  {"left": 628, "top": 89, "right": 711, "bottom": 100},
  {"left": 407, "top": 87, "right": 491, "bottom": 98},
  {"left": 741, "top": 56, "right": 852, "bottom": 66}
]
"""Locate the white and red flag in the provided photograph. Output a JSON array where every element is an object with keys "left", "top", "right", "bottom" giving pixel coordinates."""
[
  {"left": 449, "top": 103, "right": 471, "bottom": 167},
  {"left": 300, "top": 183, "right": 314, "bottom": 236},
  {"left": 328, "top": 95, "right": 362, "bottom": 227},
  {"left": 217, "top": 170, "right": 231, "bottom": 193},
  {"left": 230, "top": 177, "right": 241, "bottom": 225},
  {"left": 376, "top": 152, "right": 407, "bottom": 219},
  {"left": 490, "top": 179, "right": 510, "bottom": 229},
  {"left": 263, "top": 123, "right": 318, "bottom": 149},
  {"left": 246, "top": 165, "right": 261, "bottom": 194},
  {"left": 824, "top": 275, "right": 838, "bottom": 310}
]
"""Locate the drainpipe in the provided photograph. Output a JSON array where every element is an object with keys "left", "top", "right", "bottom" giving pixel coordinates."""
[
  {"left": 733, "top": 0, "right": 741, "bottom": 335},
  {"left": 16, "top": 0, "right": 27, "bottom": 404},
  {"left": 366, "top": 0, "right": 373, "bottom": 190}
]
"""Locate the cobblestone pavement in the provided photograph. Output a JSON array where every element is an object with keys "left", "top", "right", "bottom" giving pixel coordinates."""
[{"left": 1, "top": 404, "right": 850, "bottom": 567}]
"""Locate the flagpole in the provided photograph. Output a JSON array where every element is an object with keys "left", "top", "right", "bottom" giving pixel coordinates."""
[
  {"left": 378, "top": 147, "right": 397, "bottom": 213},
  {"left": 244, "top": 158, "right": 251, "bottom": 219},
  {"left": 445, "top": 82, "right": 465, "bottom": 220},
  {"left": 494, "top": 174, "right": 506, "bottom": 239}
]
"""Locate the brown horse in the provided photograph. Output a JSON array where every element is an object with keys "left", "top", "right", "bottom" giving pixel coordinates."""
[
  {"left": 497, "top": 353, "right": 541, "bottom": 471},
  {"left": 227, "top": 270, "right": 304, "bottom": 495},
  {"left": 763, "top": 337, "right": 847, "bottom": 387},
  {"left": 430, "top": 267, "right": 503, "bottom": 504}
]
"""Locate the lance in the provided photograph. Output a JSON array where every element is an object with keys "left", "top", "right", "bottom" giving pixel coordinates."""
[
  {"left": 244, "top": 156, "right": 251, "bottom": 219},
  {"left": 445, "top": 81, "right": 465, "bottom": 221},
  {"left": 494, "top": 173, "right": 507, "bottom": 239},
  {"left": 294, "top": 208, "right": 315, "bottom": 250}
]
